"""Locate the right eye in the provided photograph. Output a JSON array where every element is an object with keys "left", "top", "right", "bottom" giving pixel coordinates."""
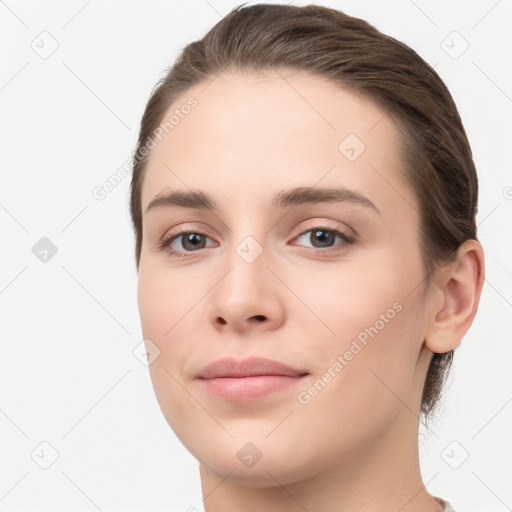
[{"left": 158, "top": 231, "right": 217, "bottom": 258}]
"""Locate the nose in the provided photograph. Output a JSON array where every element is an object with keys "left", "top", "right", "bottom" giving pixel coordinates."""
[{"left": 207, "top": 239, "right": 286, "bottom": 334}]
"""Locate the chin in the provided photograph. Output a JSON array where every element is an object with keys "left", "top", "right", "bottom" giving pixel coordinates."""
[
  {"left": 192, "top": 432, "right": 317, "bottom": 489},
  {"left": 198, "top": 451, "right": 310, "bottom": 489}
]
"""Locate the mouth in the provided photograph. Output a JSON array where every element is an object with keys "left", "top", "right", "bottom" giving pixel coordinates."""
[{"left": 196, "top": 356, "right": 309, "bottom": 401}]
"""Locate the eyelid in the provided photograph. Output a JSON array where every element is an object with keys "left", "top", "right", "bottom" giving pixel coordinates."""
[
  {"left": 157, "top": 222, "right": 215, "bottom": 243},
  {"left": 160, "top": 219, "right": 353, "bottom": 242},
  {"left": 293, "top": 219, "right": 355, "bottom": 239}
]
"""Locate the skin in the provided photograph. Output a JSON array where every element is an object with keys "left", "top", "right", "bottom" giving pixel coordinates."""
[{"left": 136, "top": 70, "right": 485, "bottom": 511}]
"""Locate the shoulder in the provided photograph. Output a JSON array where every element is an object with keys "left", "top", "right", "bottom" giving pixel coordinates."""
[{"left": 434, "top": 496, "right": 457, "bottom": 512}]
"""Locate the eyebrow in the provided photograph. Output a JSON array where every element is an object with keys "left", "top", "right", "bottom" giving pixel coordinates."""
[{"left": 144, "top": 186, "right": 379, "bottom": 215}]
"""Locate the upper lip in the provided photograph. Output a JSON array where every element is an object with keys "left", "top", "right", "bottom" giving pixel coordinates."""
[{"left": 197, "top": 356, "right": 308, "bottom": 379}]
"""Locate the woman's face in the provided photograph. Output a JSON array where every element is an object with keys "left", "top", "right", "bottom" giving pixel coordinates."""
[{"left": 137, "top": 70, "right": 436, "bottom": 485}]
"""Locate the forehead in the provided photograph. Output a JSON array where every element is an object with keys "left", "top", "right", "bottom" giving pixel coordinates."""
[{"left": 140, "top": 70, "right": 417, "bottom": 220}]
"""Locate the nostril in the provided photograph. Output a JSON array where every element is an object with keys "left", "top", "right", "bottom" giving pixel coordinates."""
[{"left": 253, "top": 315, "right": 266, "bottom": 322}]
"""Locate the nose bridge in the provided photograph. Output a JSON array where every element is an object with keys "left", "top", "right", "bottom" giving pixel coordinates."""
[
  {"left": 223, "top": 224, "right": 269, "bottom": 300},
  {"left": 224, "top": 206, "right": 269, "bottom": 273}
]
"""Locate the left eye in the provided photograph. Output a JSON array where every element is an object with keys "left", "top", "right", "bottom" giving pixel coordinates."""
[{"left": 293, "top": 227, "right": 355, "bottom": 251}]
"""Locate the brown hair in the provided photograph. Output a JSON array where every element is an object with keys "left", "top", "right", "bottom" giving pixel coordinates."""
[{"left": 129, "top": 3, "right": 479, "bottom": 421}]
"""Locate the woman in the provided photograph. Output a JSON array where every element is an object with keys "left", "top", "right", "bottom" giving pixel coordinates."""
[{"left": 129, "top": 4, "right": 484, "bottom": 511}]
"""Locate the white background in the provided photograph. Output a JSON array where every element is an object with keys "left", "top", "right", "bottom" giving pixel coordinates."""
[{"left": 0, "top": 0, "right": 511, "bottom": 511}]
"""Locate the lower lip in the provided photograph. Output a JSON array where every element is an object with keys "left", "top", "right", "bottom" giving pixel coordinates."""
[{"left": 199, "top": 375, "right": 307, "bottom": 401}]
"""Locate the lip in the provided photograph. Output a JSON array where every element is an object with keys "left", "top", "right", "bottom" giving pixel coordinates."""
[
  {"left": 197, "top": 356, "right": 307, "bottom": 379},
  {"left": 196, "top": 356, "right": 309, "bottom": 401}
]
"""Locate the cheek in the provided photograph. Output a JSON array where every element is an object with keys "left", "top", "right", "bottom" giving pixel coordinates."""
[
  {"left": 294, "top": 257, "right": 423, "bottom": 412},
  {"left": 287, "top": 255, "right": 409, "bottom": 351},
  {"left": 290, "top": 298, "right": 421, "bottom": 464},
  {"left": 137, "top": 262, "right": 202, "bottom": 343},
  {"left": 136, "top": 262, "right": 213, "bottom": 408},
  {"left": 136, "top": 266, "right": 188, "bottom": 400}
]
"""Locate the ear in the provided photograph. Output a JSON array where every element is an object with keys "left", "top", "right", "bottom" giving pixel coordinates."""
[{"left": 424, "top": 239, "right": 485, "bottom": 354}]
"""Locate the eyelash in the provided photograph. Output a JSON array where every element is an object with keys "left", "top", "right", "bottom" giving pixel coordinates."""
[{"left": 157, "top": 225, "right": 356, "bottom": 259}]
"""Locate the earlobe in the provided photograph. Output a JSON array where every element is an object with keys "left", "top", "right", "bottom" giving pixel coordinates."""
[{"left": 424, "top": 239, "right": 485, "bottom": 354}]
